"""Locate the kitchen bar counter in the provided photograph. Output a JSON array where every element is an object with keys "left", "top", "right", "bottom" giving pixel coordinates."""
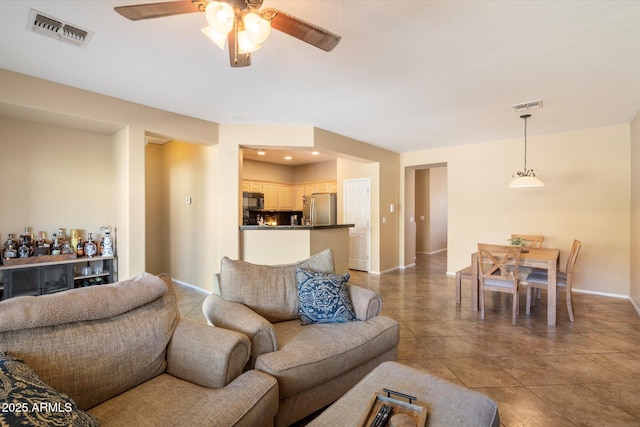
[
  {"left": 240, "top": 224, "right": 354, "bottom": 273},
  {"left": 239, "top": 224, "right": 353, "bottom": 231}
]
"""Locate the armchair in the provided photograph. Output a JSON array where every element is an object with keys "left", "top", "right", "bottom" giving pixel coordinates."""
[{"left": 203, "top": 249, "right": 399, "bottom": 427}]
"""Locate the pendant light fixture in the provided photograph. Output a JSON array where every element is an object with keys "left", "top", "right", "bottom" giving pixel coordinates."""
[{"left": 508, "top": 114, "right": 544, "bottom": 188}]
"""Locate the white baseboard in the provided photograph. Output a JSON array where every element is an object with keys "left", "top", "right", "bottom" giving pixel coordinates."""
[
  {"left": 172, "top": 278, "right": 209, "bottom": 294},
  {"left": 400, "top": 263, "right": 416, "bottom": 269},
  {"left": 416, "top": 248, "right": 447, "bottom": 255},
  {"left": 572, "top": 288, "right": 628, "bottom": 299},
  {"left": 630, "top": 297, "right": 640, "bottom": 316}
]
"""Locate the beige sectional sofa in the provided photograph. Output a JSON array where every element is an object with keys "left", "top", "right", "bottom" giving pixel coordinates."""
[
  {"left": 203, "top": 249, "right": 400, "bottom": 426},
  {"left": 0, "top": 273, "right": 279, "bottom": 426}
]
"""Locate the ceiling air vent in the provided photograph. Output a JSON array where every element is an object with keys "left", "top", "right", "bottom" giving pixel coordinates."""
[
  {"left": 28, "top": 9, "right": 94, "bottom": 47},
  {"left": 512, "top": 100, "right": 543, "bottom": 112}
]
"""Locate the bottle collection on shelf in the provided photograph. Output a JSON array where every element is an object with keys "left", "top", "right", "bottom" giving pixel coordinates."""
[{"left": 2, "top": 226, "right": 113, "bottom": 263}]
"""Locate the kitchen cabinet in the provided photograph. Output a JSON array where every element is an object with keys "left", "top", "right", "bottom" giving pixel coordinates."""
[
  {"left": 242, "top": 181, "right": 263, "bottom": 193},
  {"left": 293, "top": 185, "right": 305, "bottom": 211},
  {"left": 314, "top": 182, "right": 330, "bottom": 193},
  {"left": 242, "top": 179, "right": 337, "bottom": 212},
  {"left": 277, "top": 184, "right": 293, "bottom": 210},
  {"left": 262, "top": 183, "right": 278, "bottom": 210}
]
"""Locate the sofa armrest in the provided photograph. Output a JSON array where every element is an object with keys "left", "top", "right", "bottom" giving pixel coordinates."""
[
  {"left": 203, "top": 294, "right": 278, "bottom": 368},
  {"left": 348, "top": 284, "right": 382, "bottom": 320},
  {"left": 166, "top": 319, "right": 250, "bottom": 388}
]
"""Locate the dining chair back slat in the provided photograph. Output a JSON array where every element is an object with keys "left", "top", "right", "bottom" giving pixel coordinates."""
[{"left": 477, "top": 244, "right": 522, "bottom": 325}]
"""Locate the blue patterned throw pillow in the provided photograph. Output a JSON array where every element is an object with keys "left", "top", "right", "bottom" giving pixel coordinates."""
[
  {"left": 295, "top": 268, "right": 357, "bottom": 325},
  {"left": 0, "top": 352, "right": 99, "bottom": 427}
]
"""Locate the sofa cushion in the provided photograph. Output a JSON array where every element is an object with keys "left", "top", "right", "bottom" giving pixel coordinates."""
[
  {"left": 0, "top": 352, "right": 99, "bottom": 427},
  {"left": 88, "top": 371, "right": 279, "bottom": 427},
  {"left": 295, "top": 268, "right": 356, "bottom": 325},
  {"left": 219, "top": 249, "right": 335, "bottom": 323},
  {"left": 255, "top": 316, "right": 399, "bottom": 398},
  {"left": 0, "top": 273, "right": 179, "bottom": 410}
]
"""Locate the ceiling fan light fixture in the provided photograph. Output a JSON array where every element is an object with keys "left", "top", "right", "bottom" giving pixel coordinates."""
[
  {"left": 205, "top": 1, "right": 234, "bottom": 34},
  {"left": 237, "top": 29, "right": 261, "bottom": 53},
  {"left": 201, "top": 25, "right": 227, "bottom": 50},
  {"left": 243, "top": 11, "right": 271, "bottom": 44}
]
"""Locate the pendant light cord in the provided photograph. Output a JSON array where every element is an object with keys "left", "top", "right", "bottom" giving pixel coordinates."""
[{"left": 521, "top": 113, "right": 531, "bottom": 173}]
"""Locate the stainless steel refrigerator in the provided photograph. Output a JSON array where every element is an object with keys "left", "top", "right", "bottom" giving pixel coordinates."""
[{"left": 305, "top": 193, "right": 337, "bottom": 225}]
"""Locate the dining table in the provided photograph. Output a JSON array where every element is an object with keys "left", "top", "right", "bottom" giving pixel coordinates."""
[{"left": 470, "top": 247, "right": 561, "bottom": 326}]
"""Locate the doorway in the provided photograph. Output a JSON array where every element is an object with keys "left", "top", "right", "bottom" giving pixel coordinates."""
[
  {"left": 344, "top": 178, "right": 370, "bottom": 271},
  {"left": 405, "top": 164, "right": 448, "bottom": 268}
]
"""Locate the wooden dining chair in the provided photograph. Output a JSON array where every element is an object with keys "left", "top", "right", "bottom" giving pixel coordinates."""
[
  {"left": 477, "top": 243, "right": 522, "bottom": 325},
  {"left": 510, "top": 234, "right": 544, "bottom": 298},
  {"left": 524, "top": 239, "right": 581, "bottom": 322}
]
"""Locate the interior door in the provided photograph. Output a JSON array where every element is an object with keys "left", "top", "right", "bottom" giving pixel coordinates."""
[{"left": 344, "top": 178, "right": 370, "bottom": 271}]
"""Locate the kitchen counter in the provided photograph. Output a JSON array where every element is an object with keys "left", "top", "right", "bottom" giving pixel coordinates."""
[
  {"left": 240, "top": 224, "right": 354, "bottom": 273},
  {"left": 239, "top": 224, "right": 354, "bottom": 230}
]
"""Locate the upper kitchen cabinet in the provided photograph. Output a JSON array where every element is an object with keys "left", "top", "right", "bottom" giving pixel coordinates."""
[
  {"left": 277, "top": 185, "right": 293, "bottom": 210},
  {"left": 293, "top": 185, "right": 305, "bottom": 211},
  {"left": 242, "top": 180, "right": 263, "bottom": 192},
  {"left": 262, "top": 183, "right": 279, "bottom": 210}
]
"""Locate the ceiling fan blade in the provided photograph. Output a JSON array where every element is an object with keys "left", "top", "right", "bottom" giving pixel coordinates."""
[
  {"left": 228, "top": 27, "right": 251, "bottom": 67},
  {"left": 114, "top": 1, "right": 205, "bottom": 21},
  {"left": 264, "top": 8, "right": 341, "bottom": 52}
]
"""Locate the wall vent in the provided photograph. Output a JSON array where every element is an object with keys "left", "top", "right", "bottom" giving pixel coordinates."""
[
  {"left": 512, "top": 100, "right": 543, "bottom": 112},
  {"left": 28, "top": 9, "right": 94, "bottom": 47}
]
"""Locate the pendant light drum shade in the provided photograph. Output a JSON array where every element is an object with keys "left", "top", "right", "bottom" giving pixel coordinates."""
[{"left": 508, "top": 175, "right": 544, "bottom": 188}]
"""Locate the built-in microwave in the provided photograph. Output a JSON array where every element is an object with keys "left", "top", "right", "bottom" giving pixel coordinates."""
[{"left": 243, "top": 192, "right": 264, "bottom": 211}]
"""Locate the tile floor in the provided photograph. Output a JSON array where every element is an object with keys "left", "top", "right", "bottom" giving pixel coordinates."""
[{"left": 175, "top": 251, "right": 640, "bottom": 426}]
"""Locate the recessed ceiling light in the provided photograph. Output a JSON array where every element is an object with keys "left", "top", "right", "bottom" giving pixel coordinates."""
[
  {"left": 257, "top": 150, "right": 266, "bottom": 155},
  {"left": 311, "top": 151, "right": 319, "bottom": 155},
  {"left": 284, "top": 156, "right": 292, "bottom": 160}
]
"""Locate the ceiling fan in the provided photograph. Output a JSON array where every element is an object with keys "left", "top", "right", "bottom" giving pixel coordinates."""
[{"left": 114, "top": 0, "right": 341, "bottom": 67}]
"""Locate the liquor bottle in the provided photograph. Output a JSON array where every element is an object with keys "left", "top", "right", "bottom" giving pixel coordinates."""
[
  {"left": 100, "top": 226, "right": 114, "bottom": 256},
  {"left": 61, "top": 241, "right": 75, "bottom": 255},
  {"left": 18, "top": 236, "right": 30, "bottom": 258},
  {"left": 3, "top": 243, "right": 17, "bottom": 259},
  {"left": 4, "top": 233, "right": 18, "bottom": 250},
  {"left": 51, "top": 234, "right": 61, "bottom": 255},
  {"left": 83, "top": 233, "right": 97, "bottom": 258},
  {"left": 76, "top": 238, "right": 84, "bottom": 257},
  {"left": 22, "top": 227, "right": 34, "bottom": 256}
]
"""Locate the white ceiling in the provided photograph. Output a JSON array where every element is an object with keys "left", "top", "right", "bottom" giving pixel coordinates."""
[{"left": 0, "top": 0, "right": 638, "bottom": 155}]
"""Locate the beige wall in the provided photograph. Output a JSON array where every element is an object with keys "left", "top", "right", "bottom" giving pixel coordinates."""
[
  {"left": 631, "top": 111, "right": 640, "bottom": 309},
  {"left": 0, "top": 117, "right": 115, "bottom": 246},
  {"left": 317, "top": 128, "right": 400, "bottom": 273},
  {"left": 403, "top": 168, "right": 416, "bottom": 266},
  {"left": 243, "top": 158, "right": 295, "bottom": 183},
  {"left": 145, "top": 141, "right": 217, "bottom": 289},
  {"left": 401, "top": 123, "right": 632, "bottom": 296},
  {"left": 293, "top": 160, "right": 337, "bottom": 183},
  {"left": 0, "top": 69, "right": 218, "bottom": 279},
  {"left": 415, "top": 167, "right": 448, "bottom": 254},
  {"left": 429, "top": 167, "right": 448, "bottom": 253},
  {"left": 242, "top": 158, "right": 336, "bottom": 186}
]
